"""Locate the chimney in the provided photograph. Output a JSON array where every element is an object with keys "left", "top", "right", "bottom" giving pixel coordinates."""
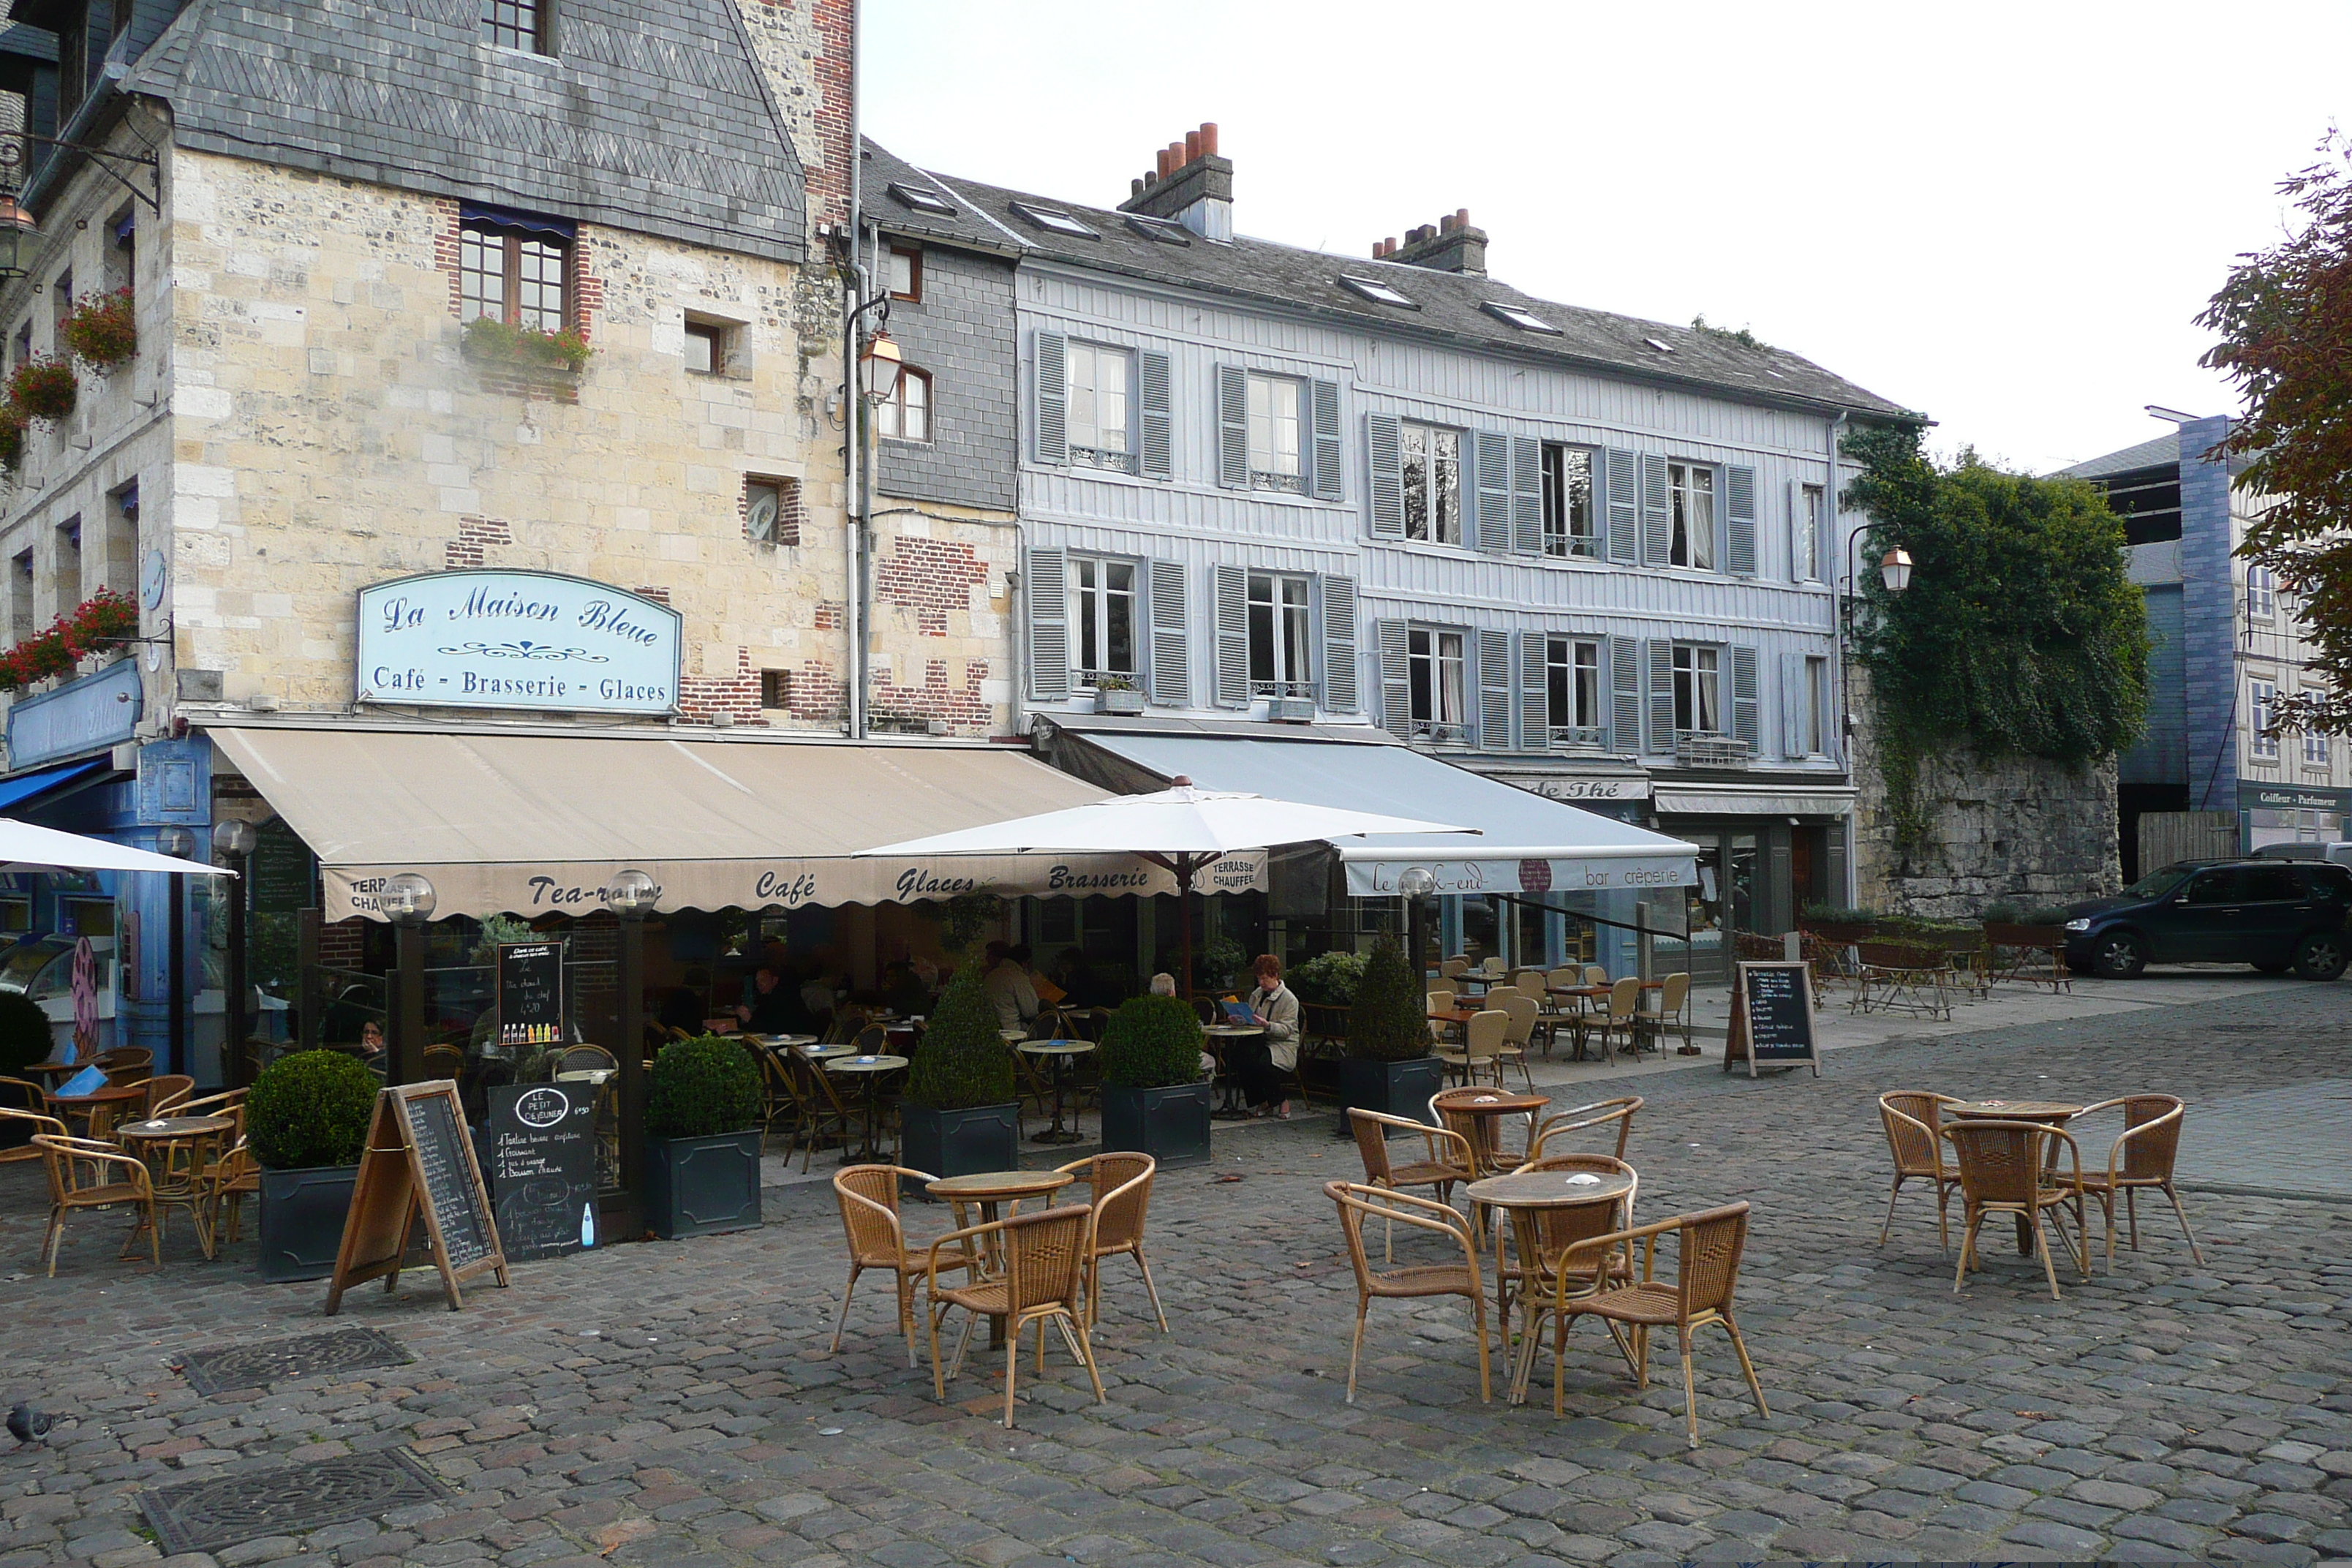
[
  {"left": 1117, "top": 121, "right": 1232, "bottom": 241},
  {"left": 1385, "top": 208, "right": 1488, "bottom": 276}
]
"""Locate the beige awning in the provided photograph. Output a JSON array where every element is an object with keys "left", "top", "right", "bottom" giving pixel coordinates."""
[
  {"left": 208, "top": 726, "right": 1262, "bottom": 921},
  {"left": 1653, "top": 786, "right": 1856, "bottom": 818}
]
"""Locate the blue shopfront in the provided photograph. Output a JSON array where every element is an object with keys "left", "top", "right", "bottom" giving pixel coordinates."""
[{"left": 1, "top": 659, "right": 219, "bottom": 1074}]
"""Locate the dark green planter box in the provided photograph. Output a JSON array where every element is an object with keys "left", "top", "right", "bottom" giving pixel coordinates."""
[
  {"left": 257, "top": 1164, "right": 359, "bottom": 1282},
  {"left": 1100, "top": 1082, "right": 1212, "bottom": 1166},
  {"left": 644, "top": 1129, "right": 763, "bottom": 1239},
  {"left": 1337, "top": 1056, "right": 1445, "bottom": 1127},
  {"left": 899, "top": 1101, "right": 1019, "bottom": 1181}
]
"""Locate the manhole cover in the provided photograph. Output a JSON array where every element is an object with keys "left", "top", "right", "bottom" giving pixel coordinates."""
[
  {"left": 178, "top": 1327, "right": 411, "bottom": 1396},
  {"left": 139, "top": 1449, "right": 448, "bottom": 1555}
]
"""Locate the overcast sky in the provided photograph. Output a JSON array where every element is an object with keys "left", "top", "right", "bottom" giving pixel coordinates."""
[{"left": 863, "top": 0, "right": 2352, "bottom": 477}]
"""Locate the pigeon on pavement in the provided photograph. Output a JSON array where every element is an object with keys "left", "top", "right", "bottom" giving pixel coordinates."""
[{"left": 7, "top": 1403, "right": 52, "bottom": 1445}]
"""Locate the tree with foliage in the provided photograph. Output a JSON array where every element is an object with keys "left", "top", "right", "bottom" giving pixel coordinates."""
[
  {"left": 1844, "top": 422, "right": 2150, "bottom": 851},
  {"left": 1343, "top": 939, "right": 1430, "bottom": 1063},
  {"left": 2198, "top": 134, "right": 2352, "bottom": 735}
]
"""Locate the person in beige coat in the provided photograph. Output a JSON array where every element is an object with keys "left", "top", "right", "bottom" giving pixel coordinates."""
[{"left": 1233, "top": 954, "right": 1302, "bottom": 1118}]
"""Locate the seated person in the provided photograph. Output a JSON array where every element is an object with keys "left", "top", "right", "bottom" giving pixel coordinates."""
[
  {"left": 982, "top": 941, "right": 1039, "bottom": 1033},
  {"left": 736, "top": 965, "right": 816, "bottom": 1036},
  {"left": 879, "top": 960, "right": 932, "bottom": 1017},
  {"left": 657, "top": 971, "right": 711, "bottom": 1033}
]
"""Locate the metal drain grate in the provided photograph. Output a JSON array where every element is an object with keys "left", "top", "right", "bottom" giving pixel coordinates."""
[
  {"left": 178, "top": 1327, "right": 411, "bottom": 1396},
  {"left": 139, "top": 1449, "right": 449, "bottom": 1556}
]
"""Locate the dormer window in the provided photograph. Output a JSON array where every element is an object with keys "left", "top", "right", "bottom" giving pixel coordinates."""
[
  {"left": 1124, "top": 214, "right": 1191, "bottom": 246},
  {"left": 1482, "top": 301, "right": 1560, "bottom": 335},
  {"left": 1012, "top": 202, "right": 1099, "bottom": 239},
  {"left": 888, "top": 182, "right": 955, "bottom": 216},
  {"left": 1643, "top": 336, "right": 1676, "bottom": 354},
  {"left": 1339, "top": 274, "right": 1417, "bottom": 309}
]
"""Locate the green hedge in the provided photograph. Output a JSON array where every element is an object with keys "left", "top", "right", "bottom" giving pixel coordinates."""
[
  {"left": 1344, "top": 940, "right": 1429, "bottom": 1063},
  {"left": 905, "top": 964, "right": 1015, "bottom": 1110},
  {"left": 1098, "top": 995, "right": 1205, "bottom": 1089},
  {"left": 1289, "top": 949, "right": 1368, "bottom": 1008},
  {"left": 247, "top": 1049, "right": 380, "bottom": 1169},
  {"left": 645, "top": 1035, "right": 762, "bottom": 1139},
  {"left": 0, "top": 991, "right": 52, "bottom": 1077}
]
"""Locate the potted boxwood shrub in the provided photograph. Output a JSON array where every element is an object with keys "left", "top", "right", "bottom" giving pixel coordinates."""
[
  {"left": 0, "top": 991, "right": 53, "bottom": 1156},
  {"left": 1098, "top": 994, "right": 1211, "bottom": 1166},
  {"left": 899, "top": 965, "right": 1019, "bottom": 1180},
  {"left": 644, "top": 1033, "right": 764, "bottom": 1239},
  {"left": 247, "top": 1049, "right": 379, "bottom": 1282},
  {"left": 1335, "top": 940, "right": 1443, "bottom": 1126}
]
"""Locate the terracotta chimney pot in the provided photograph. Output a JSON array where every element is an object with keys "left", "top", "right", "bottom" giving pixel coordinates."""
[
  {"left": 1199, "top": 122, "right": 1218, "bottom": 157},
  {"left": 1156, "top": 148, "right": 1171, "bottom": 178},
  {"left": 1185, "top": 129, "right": 1201, "bottom": 163}
]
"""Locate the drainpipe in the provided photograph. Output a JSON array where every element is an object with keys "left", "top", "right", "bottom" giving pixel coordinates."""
[
  {"left": 1828, "top": 410, "right": 1855, "bottom": 907},
  {"left": 842, "top": 0, "right": 867, "bottom": 739},
  {"left": 1006, "top": 559, "right": 1025, "bottom": 742}
]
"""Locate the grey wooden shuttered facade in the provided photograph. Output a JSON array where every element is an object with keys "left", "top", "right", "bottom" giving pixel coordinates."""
[
  {"left": 1611, "top": 637, "right": 1643, "bottom": 754},
  {"left": 1321, "top": 576, "right": 1359, "bottom": 714},
  {"left": 1026, "top": 546, "right": 1069, "bottom": 700},
  {"left": 1511, "top": 437, "right": 1544, "bottom": 556},
  {"left": 1376, "top": 619, "right": 1411, "bottom": 738},
  {"left": 1473, "top": 430, "right": 1511, "bottom": 552},
  {"left": 1213, "top": 562, "right": 1250, "bottom": 707},
  {"left": 1518, "top": 630, "right": 1547, "bottom": 749},
  {"left": 1033, "top": 331, "right": 1067, "bottom": 465},
  {"left": 1311, "top": 380, "right": 1343, "bottom": 500},
  {"left": 1646, "top": 638, "right": 1676, "bottom": 750},
  {"left": 1366, "top": 413, "right": 1404, "bottom": 537},
  {"left": 1725, "top": 464, "right": 1757, "bottom": 577},
  {"left": 1781, "top": 651, "right": 1806, "bottom": 758},
  {"left": 1215, "top": 364, "right": 1249, "bottom": 489},
  {"left": 1477, "top": 627, "right": 1512, "bottom": 750},
  {"left": 1139, "top": 350, "right": 1172, "bottom": 478},
  {"left": 1149, "top": 559, "right": 1189, "bottom": 706},
  {"left": 1640, "top": 453, "right": 1670, "bottom": 567},
  {"left": 1730, "top": 644, "right": 1760, "bottom": 750},
  {"left": 1605, "top": 448, "right": 1638, "bottom": 564}
]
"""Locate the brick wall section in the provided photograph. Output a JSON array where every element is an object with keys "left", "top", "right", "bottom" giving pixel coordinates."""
[
  {"left": 319, "top": 920, "right": 366, "bottom": 970},
  {"left": 872, "top": 657, "right": 991, "bottom": 733},
  {"left": 873, "top": 245, "right": 1019, "bottom": 513},
  {"left": 814, "top": 600, "right": 844, "bottom": 631},
  {"left": 2177, "top": 415, "right": 2239, "bottom": 812},
  {"left": 809, "top": 0, "right": 854, "bottom": 229},
  {"left": 786, "top": 658, "right": 846, "bottom": 723},
  {"left": 876, "top": 535, "right": 987, "bottom": 636},
  {"left": 677, "top": 645, "right": 769, "bottom": 726},
  {"left": 634, "top": 586, "right": 671, "bottom": 606},
  {"left": 444, "top": 514, "right": 512, "bottom": 569}
]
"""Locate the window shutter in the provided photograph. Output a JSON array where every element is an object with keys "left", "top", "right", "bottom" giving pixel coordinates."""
[
  {"left": 1377, "top": 619, "right": 1411, "bottom": 737},
  {"left": 1785, "top": 478, "right": 1802, "bottom": 580},
  {"left": 1034, "top": 331, "right": 1067, "bottom": 465},
  {"left": 1139, "top": 350, "right": 1172, "bottom": 478},
  {"left": 1640, "top": 454, "right": 1670, "bottom": 567},
  {"left": 1605, "top": 448, "right": 1638, "bottom": 564},
  {"left": 1511, "top": 436, "right": 1543, "bottom": 555},
  {"left": 1646, "top": 638, "right": 1676, "bottom": 753},
  {"left": 1026, "top": 546, "right": 1069, "bottom": 700},
  {"left": 1731, "top": 644, "right": 1760, "bottom": 750},
  {"left": 1474, "top": 430, "right": 1511, "bottom": 551},
  {"left": 1213, "top": 562, "right": 1250, "bottom": 707},
  {"left": 1518, "top": 630, "right": 1548, "bottom": 749},
  {"left": 1726, "top": 464, "right": 1757, "bottom": 576},
  {"left": 1478, "top": 627, "right": 1512, "bottom": 750},
  {"left": 1320, "top": 575, "right": 1358, "bottom": 713},
  {"left": 1609, "top": 636, "right": 1641, "bottom": 753},
  {"left": 1780, "top": 652, "right": 1804, "bottom": 758},
  {"left": 1366, "top": 414, "right": 1406, "bottom": 538},
  {"left": 1310, "top": 378, "right": 1343, "bottom": 500},
  {"left": 1216, "top": 364, "right": 1248, "bottom": 489},
  {"left": 1148, "top": 559, "right": 1188, "bottom": 706}
]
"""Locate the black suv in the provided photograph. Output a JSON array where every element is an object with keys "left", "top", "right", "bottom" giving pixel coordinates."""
[{"left": 2063, "top": 859, "right": 2352, "bottom": 980}]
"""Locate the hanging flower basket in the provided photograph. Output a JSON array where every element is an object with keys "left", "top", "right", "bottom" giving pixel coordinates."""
[
  {"left": 0, "top": 589, "right": 140, "bottom": 694},
  {"left": 461, "top": 315, "right": 593, "bottom": 373},
  {"left": 0, "top": 408, "right": 24, "bottom": 472},
  {"left": 61, "top": 288, "right": 136, "bottom": 369},
  {"left": 7, "top": 356, "right": 76, "bottom": 422}
]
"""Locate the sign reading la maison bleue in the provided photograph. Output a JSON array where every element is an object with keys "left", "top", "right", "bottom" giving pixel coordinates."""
[{"left": 356, "top": 571, "right": 682, "bottom": 715}]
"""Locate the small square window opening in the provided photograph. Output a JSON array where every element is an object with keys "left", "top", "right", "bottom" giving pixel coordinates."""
[
  {"left": 744, "top": 476, "right": 800, "bottom": 546},
  {"left": 887, "top": 246, "right": 921, "bottom": 302},
  {"left": 684, "top": 321, "right": 725, "bottom": 375},
  {"left": 760, "top": 669, "right": 791, "bottom": 710}
]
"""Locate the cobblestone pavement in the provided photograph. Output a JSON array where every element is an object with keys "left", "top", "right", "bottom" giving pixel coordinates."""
[{"left": 4, "top": 982, "right": 2350, "bottom": 1568}]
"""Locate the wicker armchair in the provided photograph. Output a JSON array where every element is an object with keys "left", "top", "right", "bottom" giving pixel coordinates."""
[
  {"left": 206, "top": 1138, "right": 262, "bottom": 1248},
  {"left": 140, "top": 1074, "right": 195, "bottom": 1117},
  {"left": 1945, "top": 1120, "right": 2090, "bottom": 1300},
  {"left": 829, "top": 1164, "right": 970, "bottom": 1366},
  {"left": 2076, "top": 1094, "right": 2203, "bottom": 1266},
  {"left": 1347, "top": 1108, "right": 1474, "bottom": 1259},
  {"left": 1532, "top": 1201, "right": 1767, "bottom": 1447},
  {"left": 1496, "top": 1153, "right": 1638, "bottom": 1397},
  {"left": 0, "top": 1103, "right": 65, "bottom": 1168},
  {"left": 1324, "top": 1180, "right": 1491, "bottom": 1405},
  {"left": 1436, "top": 1009, "right": 1508, "bottom": 1087},
  {"left": 1572, "top": 976, "right": 1642, "bottom": 1064},
  {"left": 926, "top": 1205, "right": 1105, "bottom": 1429},
  {"left": 1530, "top": 1096, "right": 1643, "bottom": 1162},
  {"left": 1877, "top": 1091, "right": 1961, "bottom": 1251},
  {"left": 1053, "top": 1152, "right": 1166, "bottom": 1330},
  {"left": 1493, "top": 995, "right": 1540, "bottom": 1093},
  {"left": 35, "top": 1133, "right": 159, "bottom": 1275}
]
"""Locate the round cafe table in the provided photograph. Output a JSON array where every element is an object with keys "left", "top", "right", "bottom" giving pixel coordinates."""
[
  {"left": 924, "top": 1168, "right": 1076, "bottom": 1348},
  {"left": 50, "top": 1082, "right": 147, "bottom": 1140},
  {"left": 1945, "top": 1098, "right": 2084, "bottom": 1255},
  {"left": 1201, "top": 1025, "right": 1263, "bottom": 1119},
  {"left": 825, "top": 1053, "right": 908, "bottom": 1163},
  {"left": 1431, "top": 1089, "right": 1550, "bottom": 1176},
  {"left": 21, "top": 1060, "right": 89, "bottom": 1086},
  {"left": 116, "top": 1115, "right": 236, "bottom": 1258},
  {"left": 1017, "top": 1040, "right": 1093, "bottom": 1145},
  {"left": 1463, "top": 1167, "right": 1637, "bottom": 1403}
]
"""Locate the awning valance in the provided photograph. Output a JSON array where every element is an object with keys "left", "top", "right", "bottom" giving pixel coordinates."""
[
  {"left": 1066, "top": 732, "right": 1694, "bottom": 897},
  {"left": 207, "top": 727, "right": 1262, "bottom": 921},
  {"left": 1653, "top": 787, "right": 1856, "bottom": 818}
]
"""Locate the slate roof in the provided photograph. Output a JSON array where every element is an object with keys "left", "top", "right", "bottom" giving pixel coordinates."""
[
  {"left": 2057, "top": 426, "right": 2254, "bottom": 482},
  {"left": 97, "top": 0, "right": 805, "bottom": 263},
  {"left": 864, "top": 138, "right": 1910, "bottom": 421}
]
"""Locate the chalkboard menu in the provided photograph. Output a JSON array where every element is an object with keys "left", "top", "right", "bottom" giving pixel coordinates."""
[
  {"left": 1724, "top": 961, "right": 1820, "bottom": 1079},
  {"left": 249, "top": 820, "right": 314, "bottom": 914},
  {"left": 409, "top": 1090, "right": 492, "bottom": 1267},
  {"left": 488, "top": 1082, "right": 599, "bottom": 1262},
  {"left": 497, "top": 941, "right": 566, "bottom": 1049},
  {"left": 325, "top": 1082, "right": 509, "bottom": 1314}
]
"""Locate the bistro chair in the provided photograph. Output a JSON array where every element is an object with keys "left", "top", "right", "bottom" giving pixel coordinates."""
[
  {"left": 1533, "top": 1202, "right": 1766, "bottom": 1447},
  {"left": 926, "top": 1205, "right": 1105, "bottom": 1430},
  {"left": 1324, "top": 1180, "right": 1491, "bottom": 1405},
  {"left": 557, "top": 1044, "right": 618, "bottom": 1075},
  {"left": 174, "top": 1088, "right": 247, "bottom": 1131},
  {"left": 1481, "top": 984, "right": 1523, "bottom": 1009},
  {"left": 0, "top": 1104, "right": 66, "bottom": 1169},
  {"left": 205, "top": 1138, "right": 262, "bottom": 1248},
  {"left": 1494, "top": 995, "right": 1540, "bottom": 1093},
  {"left": 1440, "top": 957, "right": 1471, "bottom": 981},
  {"left": 1944, "top": 1120, "right": 2091, "bottom": 1300},
  {"left": 94, "top": 1048, "right": 152, "bottom": 1086},
  {"left": 1053, "top": 1152, "right": 1166, "bottom": 1330},
  {"left": 35, "top": 1133, "right": 160, "bottom": 1276},
  {"left": 1436, "top": 1009, "right": 1509, "bottom": 1088},
  {"left": 1530, "top": 1096, "right": 1643, "bottom": 1162},
  {"left": 2076, "top": 1094, "right": 2204, "bottom": 1267},
  {"left": 1573, "top": 977, "right": 1642, "bottom": 1065},
  {"left": 1498, "top": 1152, "right": 1639, "bottom": 1400},
  {"left": 755, "top": 1046, "right": 806, "bottom": 1157},
  {"left": 1478, "top": 957, "right": 1507, "bottom": 980},
  {"left": 140, "top": 1074, "right": 196, "bottom": 1118},
  {"left": 794, "top": 1051, "right": 859, "bottom": 1173},
  {"left": 1876, "top": 1091, "right": 1961, "bottom": 1252},
  {"left": 830, "top": 1164, "right": 970, "bottom": 1367},
  {"left": 1507, "top": 968, "right": 1550, "bottom": 1003},
  {"left": 421, "top": 1044, "right": 467, "bottom": 1081},
  {"left": 1346, "top": 1108, "right": 1477, "bottom": 1260}
]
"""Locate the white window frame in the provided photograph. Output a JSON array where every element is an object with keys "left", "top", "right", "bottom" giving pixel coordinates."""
[
  {"left": 1546, "top": 636, "right": 1602, "bottom": 742},
  {"left": 1068, "top": 555, "right": 1138, "bottom": 687},
  {"left": 2250, "top": 679, "right": 2280, "bottom": 761},
  {"left": 2247, "top": 563, "right": 2277, "bottom": 620},
  {"left": 2304, "top": 728, "right": 2331, "bottom": 769},
  {"left": 1401, "top": 421, "right": 1462, "bottom": 546},
  {"left": 886, "top": 245, "right": 920, "bottom": 302},
  {"left": 1245, "top": 372, "right": 1303, "bottom": 491},
  {"left": 1066, "top": 342, "right": 1134, "bottom": 472},
  {"left": 1542, "top": 445, "right": 1598, "bottom": 559},
  {"left": 1805, "top": 655, "right": 1831, "bottom": 756},
  {"left": 1668, "top": 461, "right": 1716, "bottom": 570},
  {"left": 1797, "top": 484, "right": 1823, "bottom": 583},
  {"left": 1672, "top": 644, "right": 1722, "bottom": 735},
  {"left": 1246, "top": 571, "right": 1314, "bottom": 698},
  {"left": 876, "top": 365, "right": 930, "bottom": 442},
  {"left": 1408, "top": 626, "right": 1467, "bottom": 739}
]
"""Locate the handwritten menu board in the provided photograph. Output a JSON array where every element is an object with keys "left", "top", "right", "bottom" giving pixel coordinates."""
[
  {"left": 249, "top": 820, "right": 314, "bottom": 914},
  {"left": 497, "top": 941, "right": 566, "bottom": 1049},
  {"left": 1724, "top": 961, "right": 1820, "bottom": 1079},
  {"left": 408, "top": 1090, "right": 492, "bottom": 1267},
  {"left": 488, "top": 1082, "right": 599, "bottom": 1262},
  {"left": 325, "top": 1082, "right": 508, "bottom": 1314}
]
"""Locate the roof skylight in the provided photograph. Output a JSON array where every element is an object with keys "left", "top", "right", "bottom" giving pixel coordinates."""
[
  {"left": 886, "top": 181, "right": 955, "bottom": 216},
  {"left": 1123, "top": 213, "right": 1191, "bottom": 246},
  {"left": 1011, "top": 201, "right": 1099, "bottom": 238},
  {"left": 1482, "top": 301, "right": 1560, "bottom": 335},
  {"left": 1643, "top": 336, "right": 1676, "bottom": 354},
  {"left": 1339, "top": 274, "right": 1418, "bottom": 309}
]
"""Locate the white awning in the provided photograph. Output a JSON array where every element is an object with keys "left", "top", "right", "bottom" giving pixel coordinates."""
[
  {"left": 1069, "top": 732, "right": 1694, "bottom": 897},
  {"left": 1654, "top": 787, "right": 1856, "bottom": 818},
  {"left": 208, "top": 727, "right": 1262, "bottom": 921}
]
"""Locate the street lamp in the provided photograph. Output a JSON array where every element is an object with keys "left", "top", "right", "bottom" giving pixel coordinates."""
[
  {"left": 1396, "top": 865, "right": 1437, "bottom": 983},
  {"left": 603, "top": 869, "right": 657, "bottom": 1220},
  {"left": 858, "top": 327, "right": 902, "bottom": 404},
  {"left": 1879, "top": 546, "right": 1913, "bottom": 593},
  {"left": 601, "top": 868, "right": 658, "bottom": 917},
  {"left": 213, "top": 821, "right": 257, "bottom": 1087},
  {"left": 382, "top": 872, "right": 434, "bottom": 1085},
  {"left": 1836, "top": 528, "right": 1915, "bottom": 796},
  {"left": 0, "top": 195, "right": 39, "bottom": 282},
  {"left": 380, "top": 870, "right": 437, "bottom": 924}
]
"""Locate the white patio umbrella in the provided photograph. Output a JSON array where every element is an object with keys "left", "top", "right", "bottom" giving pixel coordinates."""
[
  {"left": 0, "top": 817, "right": 234, "bottom": 877},
  {"left": 861, "top": 776, "right": 1475, "bottom": 995}
]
